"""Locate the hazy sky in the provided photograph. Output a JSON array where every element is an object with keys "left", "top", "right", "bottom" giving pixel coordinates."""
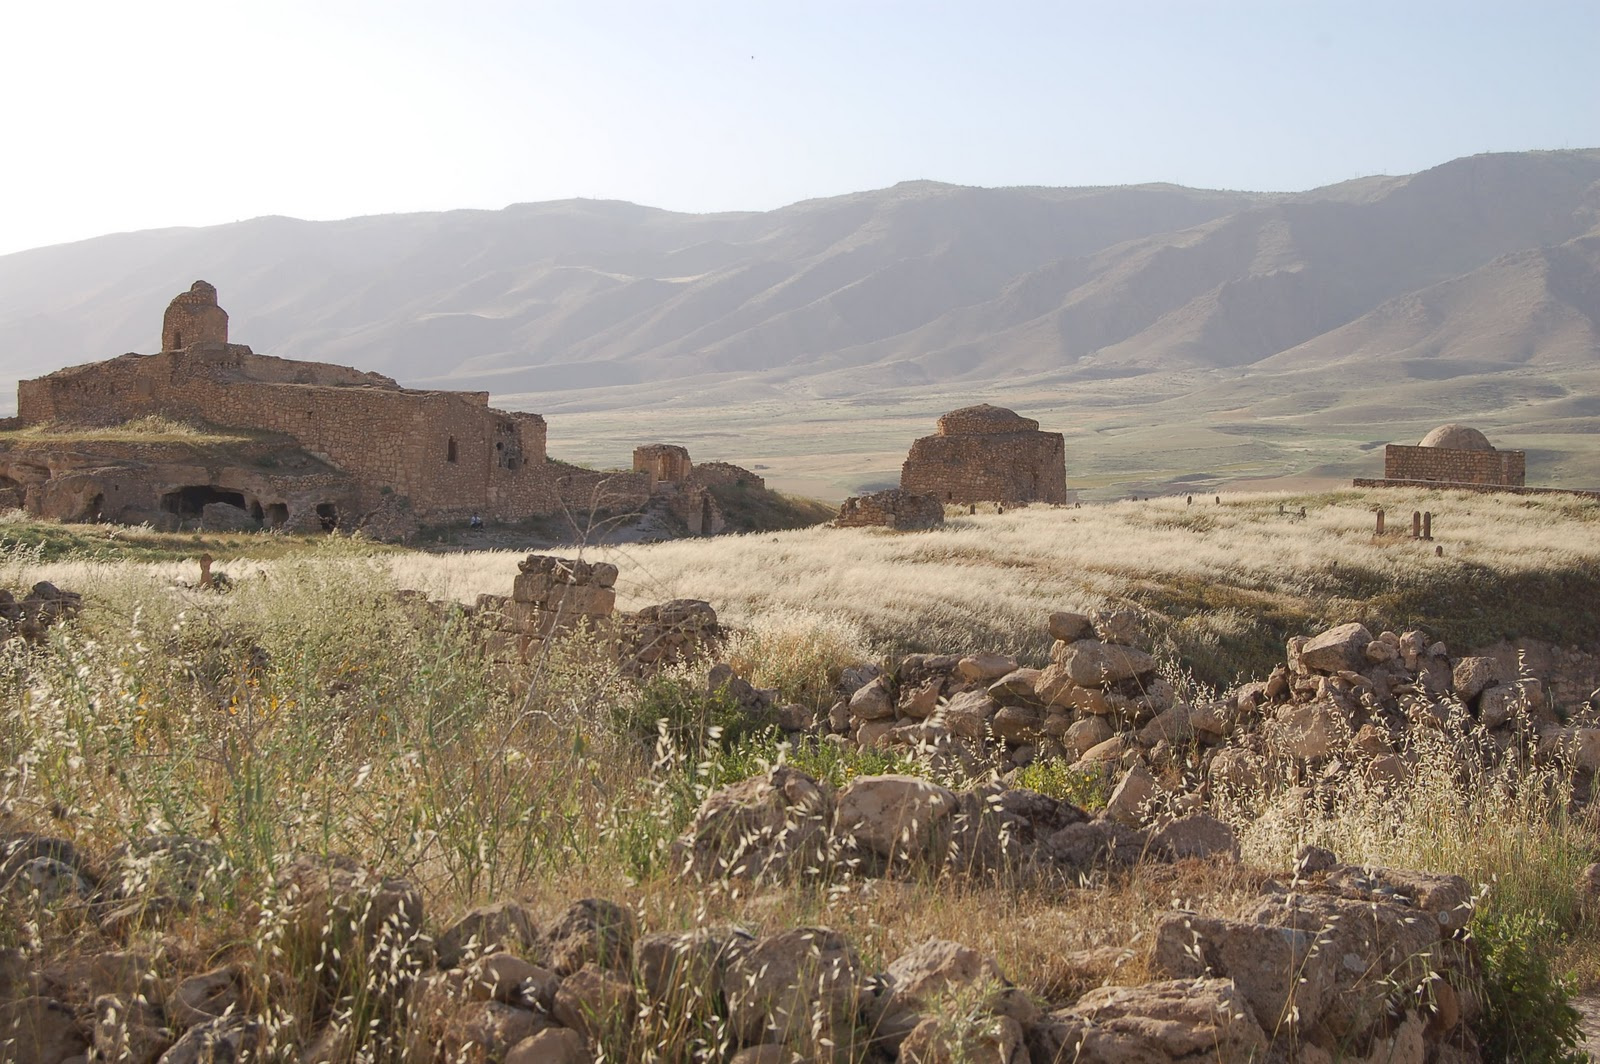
[{"left": 3, "top": 0, "right": 1598, "bottom": 256}]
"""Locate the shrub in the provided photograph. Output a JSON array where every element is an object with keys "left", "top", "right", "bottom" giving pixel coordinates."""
[
  {"left": 1473, "top": 908, "right": 1586, "bottom": 1064},
  {"left": 1013, "top": 759, "right": 1111, "bottom": 812}
]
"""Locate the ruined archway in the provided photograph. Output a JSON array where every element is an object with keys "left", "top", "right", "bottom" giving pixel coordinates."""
[
  {"left": 315, "top": 503, "right": 339, "bottom": 531},
  {"left": 0, "top": 475, "right": 23, "bottom": 511}
]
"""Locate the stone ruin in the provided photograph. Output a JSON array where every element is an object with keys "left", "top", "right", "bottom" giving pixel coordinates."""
[
  {"left": 834, "top": 488, "right": 944, "bottom": 530},
  {"left": 1357, "top": 423, "right": 1528, "bottom": 491},
  {"left": 2, "top": 283, "right": 774, "bottom": 538},
  {"left": 473, "top": 554, "right": 723, "bottom": 674},
  {"left": 631, "top": 444, "right": 767, "bottom": 536},
  {"left": 899, "top": 404, "right": 1068, "bottom": 505},
  {"left": 160, "top": 281, "right": 229, "bottom": 352}
]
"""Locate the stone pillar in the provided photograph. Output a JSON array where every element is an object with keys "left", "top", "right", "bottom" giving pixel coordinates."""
[
  {"left": 1422, "top": 512, "right": 1432, "bottom": 541},
  {"left": 1375, "top": 509, "right": 1385, "bottom": 535},
  {"left": 1412, "top": 511, "right": 1421, "bottom": 539}
]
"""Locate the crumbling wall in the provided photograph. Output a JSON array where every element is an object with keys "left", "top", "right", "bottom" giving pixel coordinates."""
[
  {"left": 835, "top": 489, "right": 944, "bottom": 530},
  {"left": 1383, "top": 445, "right": 1525, "bottom": 486},
  {"left": 17, "top": 344, "right": 558, "bottom": 522},
  {"left": 688, "top": 461, "right": 765, "bottom": 492}
]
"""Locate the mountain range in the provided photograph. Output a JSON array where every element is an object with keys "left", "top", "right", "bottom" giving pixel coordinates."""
[{"left": 2, "top": 148, "right": 1598, "bottom": 495}]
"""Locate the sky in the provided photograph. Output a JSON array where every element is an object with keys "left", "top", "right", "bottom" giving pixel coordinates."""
[{"left": 2, "top": 0, "right": 1598, "bottom": 257}]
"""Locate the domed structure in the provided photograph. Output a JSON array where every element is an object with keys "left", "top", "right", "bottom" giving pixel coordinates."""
[
  {"left": 1419, "top": 424, "right": 1494, "bottom": 451},
  {"left": 901, "top": 405, "right": 1066, "bottom": 504},
  {"left": 935, "top": 404, "right": 1040, "bottom": 436}
]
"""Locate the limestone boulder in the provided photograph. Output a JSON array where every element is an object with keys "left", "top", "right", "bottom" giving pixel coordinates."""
[
  {"left": 271, "top": 854, "right": 424, "bottom": 979},
  {"left": 1267, "top": 699, "right": 1350, "bottom": 761},
  {"left": 673, "top": 766, "right": 834, "bottom": 881},
  {"left": 1242, "top": 892, "right": 1438, "bottom": 1041},
  {"left": 1090, "top": 609, "right": 1146, "bottom": 648},
  {"left": 849, "top": 676, "right": 896, "bottom": 721},
  {"left": 1150, "top": 911, "right": 1328, "bottom": 1036},
  {"left": 0, "top": 997, "right": 88, "bottom": 1064},
  {"left": 1043, "top": 820, "right": 1148, "bottom": 875},
  {"left": 899, "top": 1014, "right": 1026, "bottom": 1064},
  {"left": 1537, "top": 727, "right": 1600, "bottom": 773},
  {"left": 722, "top": 927, "right": 863, "bottom": 1050},
  {"left": 1207, "top": 748, "right": 1265, "bottom": 792},
  {"left": 545, "top": 898, "right": 636, "bottom": 976},
  {"left": 1033, "top": 979, "right": 1267, "bottom": 1064},
  {"left": 1479, "top": 679, "right": 1543, "bottom": 728},
  {"left": 988, "top": 669, "right": 1045, "bottom": 708},
  {"left": 441, "top": 1001, "right": 549, "bottom": 1064},
  {"left": 937, "top": 690, "right": 997, "bottom": 741},
  {"left": 1452, "top": 657, "right": 1500, "bottom": 703},
  {"left": 1062, "top": 716, "right": 1113, "bottom": 759},
  {"left": 1149, "top": 814, "right": 1239, "bottom": 861},
  {"left": 1050, "top": 640, "right": 1155, "bottom": 686},
  {"left": 833, "top": 775, "right": 958, "bottom": 866},
  {"left": 200, "top": 502, "right": 258, "bottom": 532},
  {"left": 897, "top": 679, "right": 943, "bottom": 719},
  {"left": 93, "top": 993, "right": 169, "bottom": 1064},
  {"left": 1047, "top": 611, "right": 1093, "bottom": 642},
  {"left": 436, "top": 901, "right": 542, "bottom": 968},
  {"left": 637, "top": 927, "right": 732, "bottom": 1008},
  {"left": 551, "top": 962, "right": 636, "bottom": 1044},
  {"left": 882, "top": 938, "right": 1005, "bottom": 1007},
  {"left": 1324, "top": 866, "right": 1473, "bottom": 933},
  {"left": 1296, "top": 622, "right": 1375, "bottom": 674},
  {"left": 990, "top": 705, "right": 1045, "bottom": 743},
  {"left": 957, "top": 653, "right": 1018, "bottom": 683},
  {"left": 1103, "top": 762, "right": 1159, "bottom": 828},
  {"left": 506, "top": 1026, "right": 591, "bottom": 1064}
]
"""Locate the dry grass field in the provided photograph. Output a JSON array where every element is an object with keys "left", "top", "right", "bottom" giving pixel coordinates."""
[
  {"left": 384, "top": 486, "right": 1600, "bottom": 688},
  {"left": 2, "top": 486, "right": 1598, "bottom": 1060}
]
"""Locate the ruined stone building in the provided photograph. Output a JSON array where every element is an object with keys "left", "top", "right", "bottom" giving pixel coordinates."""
[
  {"left": 3, "top": 282, "right": 656, "bottom": 532},
  {"left": 900, "top": 404, "right": 1068, "bottom": 505},
  {"left": 631, "top": 444, "right": 767, "bottom": 535},
  {"left": 1354, "top": 423, "right": 1527, "bottom": 491}
]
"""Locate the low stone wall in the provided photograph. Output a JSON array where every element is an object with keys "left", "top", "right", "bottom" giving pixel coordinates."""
[{"left": 835, "top": 489, "right": 944, "bottom": 530}]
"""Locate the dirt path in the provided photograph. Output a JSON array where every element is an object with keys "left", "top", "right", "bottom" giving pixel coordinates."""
[{"left": 1575, "top": 993, "right": 1600, "bottom": 1059}]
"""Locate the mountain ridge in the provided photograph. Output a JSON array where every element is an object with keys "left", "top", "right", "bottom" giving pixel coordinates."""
[{"left": 2, "top": 150, "right": 1598, "bottom": 481}]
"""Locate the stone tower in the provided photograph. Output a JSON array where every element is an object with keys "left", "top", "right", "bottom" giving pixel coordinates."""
[
  {"left": 900, "top": 404, "right": 1068, "bottom": 504},
  {"left": 161, "top": 281, "right": 229, "bottom": 351}
]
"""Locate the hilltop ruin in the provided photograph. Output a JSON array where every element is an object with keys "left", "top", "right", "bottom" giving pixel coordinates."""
[
  {"left": 900, "top": 404, "right": 1067, "bottom": 505},
  {"left": 1, "top": 282, "right": 763, "bottom": 536}
]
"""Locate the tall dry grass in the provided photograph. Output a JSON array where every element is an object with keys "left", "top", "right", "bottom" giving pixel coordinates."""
[
  {"left": 0, "top": 489, "right": 1596, "bottom": 1058},
  {"left": 386, "top": 487, "right": 1600, "bottom": 683}
]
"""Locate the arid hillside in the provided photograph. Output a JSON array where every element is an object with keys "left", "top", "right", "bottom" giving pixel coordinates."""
[
  {"left": 4, "top": 149, "right": 1600, "bottom": 500},
  {"left": 3, "top": 151, "right": 1598, "bottom": 402}
]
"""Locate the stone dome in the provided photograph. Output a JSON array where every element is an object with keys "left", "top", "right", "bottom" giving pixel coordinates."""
[
  {"left": 1418, "top": 424, "right": 1494, "bottom": 451},
  {"left": 936, "top": 404, "right": 1040, "bottom": 436}
]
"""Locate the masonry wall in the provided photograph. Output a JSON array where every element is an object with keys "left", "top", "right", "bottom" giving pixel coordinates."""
[
  {"left": 1383, "top": 445, "right": 1526, "bottom": 486},
  {"left": 689, "top": 462, "right": 766, "bottom": 492},
  {"left": 16, "top": 346, "right": 560, "bottom": 521},
  {"left": 901, "top": 431, "right": 1068, "bottom": 504}
]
